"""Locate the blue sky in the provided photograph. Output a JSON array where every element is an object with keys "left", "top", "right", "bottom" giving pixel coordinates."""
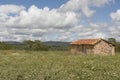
[
  {"left": 0, "top": 0, "right": 120, "bottom": 41},
  {"left": 0, "top": 0, "right": 119, "bottom": 23},
  {"left": 91, "top": 0, "right": 120, "bottom": 23},
  {"left": 0, "top": 0, "right": 68, "bottom": 9}
]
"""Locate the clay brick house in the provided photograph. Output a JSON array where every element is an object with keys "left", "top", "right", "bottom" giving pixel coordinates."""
[{"left": 70, "top": 38, "right": 115, "bottom": 55}]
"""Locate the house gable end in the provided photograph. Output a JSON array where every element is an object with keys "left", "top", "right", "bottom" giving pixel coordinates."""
[{"left": 94, "top": 40, "right": 115, "bottom": 55}]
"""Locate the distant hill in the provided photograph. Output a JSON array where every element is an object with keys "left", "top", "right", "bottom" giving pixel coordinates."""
[
  {"left": 43, "top": 41, "right": 70, "bottom": 47},
  {"left": 5, "top": 41, "right": 24, "bottom": 45},
  {"left": 5, "top": 41, "right": 71, "bottom": 47}
]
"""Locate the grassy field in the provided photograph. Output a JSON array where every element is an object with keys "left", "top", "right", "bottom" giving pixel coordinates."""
[{"left": 0, "top": 50, "right": 120, "bottom": 80}]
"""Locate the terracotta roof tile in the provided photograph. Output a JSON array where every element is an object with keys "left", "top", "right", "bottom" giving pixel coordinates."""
[{"left": 70, "top": 38, "right": 101, "bottom": 45}]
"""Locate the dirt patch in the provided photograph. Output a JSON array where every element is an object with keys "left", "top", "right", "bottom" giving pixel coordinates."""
[{"left": 12, "top": 53, "right": 20, "bottom": 56}]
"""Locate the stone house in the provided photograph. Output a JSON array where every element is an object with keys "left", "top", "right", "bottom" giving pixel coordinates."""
[{"left": 70, "top": 38, "right": 115, "bottom": 55}]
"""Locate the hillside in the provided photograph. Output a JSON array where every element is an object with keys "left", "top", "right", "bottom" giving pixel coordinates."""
[
  {"left": 43, "top": 41, "right": 70, "bottom": 47},
  {"left": 6, "top": 41, "right": 70, "bottom": 47}
]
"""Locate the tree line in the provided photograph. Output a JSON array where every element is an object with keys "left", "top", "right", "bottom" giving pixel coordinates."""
[
  {"left": 0, "top": 38, "right": 119, "bottom": 52},
  {"left": 108, "top": 38, "right": 120, "bottom": 52},
  {"left": 0, "top": 40, "right": 69, "bottom": 51}
]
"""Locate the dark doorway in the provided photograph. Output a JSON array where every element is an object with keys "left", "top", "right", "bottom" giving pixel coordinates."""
[{"left": 82, "top": 45, "right": 86, "bottom": 54}]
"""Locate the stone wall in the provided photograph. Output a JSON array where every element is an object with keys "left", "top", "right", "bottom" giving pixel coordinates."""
[
  {"left": 70, "top": 45, "right": 82, "bottom": 54},
  {"left": 70, "top": 45, "right": 94, "bottom": 54},
  {"left": 85, "top": 45, "right": 94, "bottom": 54},
  {"left": 94, "top": 40, "right": 115, "bottom": 55}
]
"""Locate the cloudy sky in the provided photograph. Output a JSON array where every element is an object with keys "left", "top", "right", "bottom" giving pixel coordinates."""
[{"left": 0, "top": 0, "right": 120, "bottom": 41}]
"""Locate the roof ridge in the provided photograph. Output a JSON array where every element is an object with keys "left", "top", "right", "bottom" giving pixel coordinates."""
[{"left": 70, "top": 38, "right": 103, "bottom": 45}]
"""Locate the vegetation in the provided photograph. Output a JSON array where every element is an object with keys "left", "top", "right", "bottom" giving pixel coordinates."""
[
  {"left": 108, "top": 38, "right": 120, "bottom": 52},
  {"left": 0, "top": 40, "right": 69, "bottom": 51},
  {"left": 0, "top": 38, "right": 120, "bottom": 52},
  {"left": 0, "top": 38, "right": 119, "bottom": 80},
  {"left": 0, "top": 50, "right": 120, "bottom": 80},
  {"left": 23, "top": 40, "right": 50, "bottom": 51}
]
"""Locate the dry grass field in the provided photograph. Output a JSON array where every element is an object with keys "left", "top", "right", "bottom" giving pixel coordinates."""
[{"left": 0, "top": 50, "right": 120, "bottom": 80}]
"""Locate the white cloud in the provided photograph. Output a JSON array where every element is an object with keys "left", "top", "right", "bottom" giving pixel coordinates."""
[
  {"left": 8, "top": 5, "right": 78, "bottom": 29},
  {"left": 0, "top": 0, "right": 118, "bottom": 41},
  {"left": 0, "top": 4, "right": 79, "bottom": 41},
  {"left": 109, "top": 9, "right": 120, "bottom": 40},
  {"left": 59, "top": 0, "right": 113, "bottom": 17},
  {"left": 0, "top": 5, "right": 25, "bottom": 15},
  {"left": 59, "top": 0, "right": 95, "bottom": 18},
  {"left": 92, "top": 0, "right": 114, "bottom": 7},
  {"left": 110, "top": 9, "right": 120, "bottom": 22}
]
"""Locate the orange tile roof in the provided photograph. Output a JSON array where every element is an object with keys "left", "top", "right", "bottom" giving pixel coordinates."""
[{"left": 70, "top": 38, "right": 101, "bottom": 45}]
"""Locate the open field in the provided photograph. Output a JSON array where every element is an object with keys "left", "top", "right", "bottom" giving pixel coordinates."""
[{"left": 0, "top": 50, "right": 120, "bottom": 80}]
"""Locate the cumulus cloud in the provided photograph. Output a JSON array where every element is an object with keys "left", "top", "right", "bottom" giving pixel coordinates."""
[
  {"left": 109, "top": 9, "right": 120, "bottom": 40},
  {"left": 0, "top": 4, "right": 79, "bottom": 41},
  {"left": 0, "top": 5, "right": 25, "bottom": 15},
  {"left": 5, "top": 6, "right": 77, "bottom": 29},
  {"left": 0, "top": 0, "right": 118, "bottom": 41},
  {"left": 18, "top": 5, "right": 78, "bottom": 29},
  {"left": 92, "top": 0, "right": 114, "bottom": 7},
  {"left": 70, "top": 23, "right": 109, "bottom": 39},
  {"left": 59, "top": 0, "right": 113, "bottom": 17},
  {"left": 110, "top": 9, "right": 120, "bottom": 23}
]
